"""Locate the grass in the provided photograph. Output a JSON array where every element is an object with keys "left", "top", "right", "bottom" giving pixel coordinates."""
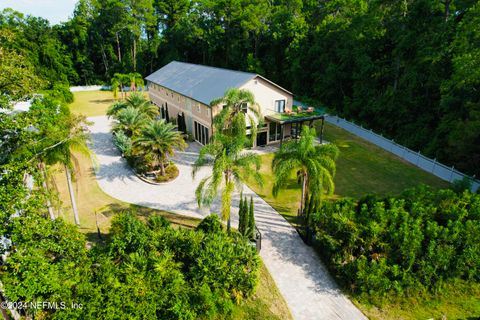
[
  {"left": 50, "top": 152, "right": 291, "bottom": 319},
  {"left": 69, "top": 90, "right": 117, "bottom": 116},
  {"left": 49, "top": 151, "right": 200, "bottom": 237},
  {"left": 244, "top": 123, "right": 448, "bottom": 225},
  {"left": 323, "top": 123, "right": 448, "bottom": 198},
  {"left": 229, "top": 262, "right": 293, "bottom": 320},
  {"left": 354, "top": 280, "right": 480, "bottom": 320},
  {"left": 51, "top": 90, "right": 292, "bottom": 319}
]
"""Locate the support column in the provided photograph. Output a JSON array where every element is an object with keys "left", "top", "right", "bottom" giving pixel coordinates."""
[
  {"left": 320, "top": 117, "right": 325, "bottom": 144},
  {"left": 280, "top": 123, "right": 284, "bottom": 147}
]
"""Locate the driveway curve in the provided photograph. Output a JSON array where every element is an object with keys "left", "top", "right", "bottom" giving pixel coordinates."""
[{"left": 88, "top": 116, "right": 367, "bottom": 320}]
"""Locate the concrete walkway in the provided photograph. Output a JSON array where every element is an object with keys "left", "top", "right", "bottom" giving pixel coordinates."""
[{"left": 88, "top": 116, "right": 367, "bottom": 320}]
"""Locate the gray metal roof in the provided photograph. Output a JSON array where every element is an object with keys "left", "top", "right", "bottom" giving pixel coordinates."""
[{"left": 145, "top": 61, "right": 257, "bottom": 105}]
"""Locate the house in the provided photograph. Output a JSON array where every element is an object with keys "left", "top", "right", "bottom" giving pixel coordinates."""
[{"left": 145, "top": 61, "right": 325, "bottom": 146}]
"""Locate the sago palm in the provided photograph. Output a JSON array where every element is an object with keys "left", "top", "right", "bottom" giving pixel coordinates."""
[
  {"left": 113, "top": 106, "right": 149, "bottom": 137},
  {"left": 272, "top": 125, "right": 339, "bottom": 215},
  {"left": 132, "top": 120, "right": 187, "bottom": 175},
  {"left": 193, "top": 134, "right": 263, "bottom": 229},
  {"left": 210, "top": 88, "right": 262, "bottom": 144}
]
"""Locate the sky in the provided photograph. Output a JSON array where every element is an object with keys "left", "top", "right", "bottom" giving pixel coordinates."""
[{"left": 0, "top": 0, "right": 78, "bottom": 25}]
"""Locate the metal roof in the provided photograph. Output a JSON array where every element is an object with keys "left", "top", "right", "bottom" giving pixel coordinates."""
[{"left": 145, "top": 61, "right": 257, "bottom": 105}]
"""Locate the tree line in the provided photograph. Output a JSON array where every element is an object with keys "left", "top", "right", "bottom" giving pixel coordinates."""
[{"left": 1, "top": 0, "right": 478, "bottom": 175}]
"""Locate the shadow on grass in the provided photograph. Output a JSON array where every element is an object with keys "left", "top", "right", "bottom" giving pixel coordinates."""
[
  {"left": 97, "top": 203, "right": 201, "bottom": 229},
  {"left": 90, "top": 99, "right": 116, "bottom": 104}
]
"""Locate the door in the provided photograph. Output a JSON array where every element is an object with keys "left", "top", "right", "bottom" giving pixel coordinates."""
[{"left": 256, "top": 132, "right": 267, "bottom": 147}]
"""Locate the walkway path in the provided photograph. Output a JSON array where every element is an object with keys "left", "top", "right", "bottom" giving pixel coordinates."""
[{"left": 88, "top": 116, "right": 367, "bottom": 320}]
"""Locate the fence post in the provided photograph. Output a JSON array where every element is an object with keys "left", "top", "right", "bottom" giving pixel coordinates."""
[
  {"left": 391, "top": 139, "right": 395, "bottom": 153},
  {"left": 449, "top": 166, "right": 455, "bottom": 182},
  {"left": 416, "top": 151, "right": 421, "bottom": 166},
  {"left": 402, "top": 145, "right": 407, "bottom": 158},
  {"left": 431, "top": 158, "right": 436, "bottom": 173}
]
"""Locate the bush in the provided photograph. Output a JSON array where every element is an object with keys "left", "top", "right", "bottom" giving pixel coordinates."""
[
  {"left": 154, "top": 162, "right": 179, "bottom": 182},
  {"left": 112, "top": 130, "right": 132, "bottom": 157},
  {"left": 45, "top": 83, "right": 74, "bottom": 104},
  {"left": 196, "top": 214, "right": 223, "bottom": 234},
  {"left": 310, "top": 186, "right": 480, "bottom": 298}
]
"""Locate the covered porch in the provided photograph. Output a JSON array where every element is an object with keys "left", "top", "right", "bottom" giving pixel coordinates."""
[{"left": 263, "top": 105, "right": 327, "bottom": 146}]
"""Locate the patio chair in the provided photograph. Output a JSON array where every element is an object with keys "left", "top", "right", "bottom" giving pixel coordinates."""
[
  {"left": 307, "top": 107, "right": 314, "bottom": 113},
  {"left": 297, "top": 106, "right": 303, "bottom": 113}
]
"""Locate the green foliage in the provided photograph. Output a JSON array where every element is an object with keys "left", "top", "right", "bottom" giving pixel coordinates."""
[
  {"left": 272, "top": 125, "right": 339, "bottom": 213},
  {"left": 45, "top": 83, "right": 75, "bottom": 104},
  {"left": 193, "top": 136, "right": 263, "bottom": 224},
  {"left": 246, "top": 196, "right": 255, "bottom": 240},
  {"left": 132, "top": 119, "right": 187, "bottom": 175},
  {"left": 113, "top": 129, "right": 132, "bottom": 156},
  {"left": 196, "top": 214, "right": 223, "bottom": 234},
  {"left": 238, "top": 194, "right": 248, "bottom": 236},
  {"left": 310, "top": 186, "right": 480, "bottom": 300}
]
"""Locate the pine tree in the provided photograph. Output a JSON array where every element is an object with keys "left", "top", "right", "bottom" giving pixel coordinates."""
[{"left": 247, "top": 196, "right": 255, "bottom": 239}]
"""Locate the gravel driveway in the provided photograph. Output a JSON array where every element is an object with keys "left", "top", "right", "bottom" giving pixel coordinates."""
[{"left": 88, "top": 116, "right": 367, "bottom": 320}]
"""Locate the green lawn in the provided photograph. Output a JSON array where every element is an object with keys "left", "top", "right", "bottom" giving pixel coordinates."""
[
  {"left": 354, "top": 280, "right": 480, "bottom": 320},
  {"left": 244, "top": 123, "right": 448, "bottom": 225},
  {"left": 54, "top": 91, "right": 292, "bottom": 319},
  {"left": 69, "top": 90, "right": 117, "bottom": 116},
  {"left": 323, "top": 123, "right": 448, "bottom": 198}
]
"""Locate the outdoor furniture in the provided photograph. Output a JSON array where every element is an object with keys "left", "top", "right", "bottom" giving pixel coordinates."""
[
  {"left": 297, "top": 106, "right": 303, "bottom": 113},
  {"left": 307, "top": 107, "right": 314, "bottom": 113}
]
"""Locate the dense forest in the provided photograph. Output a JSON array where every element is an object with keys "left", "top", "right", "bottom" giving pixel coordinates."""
[{"left": 1, "top": 0, "right": 479, "bottom": 175}]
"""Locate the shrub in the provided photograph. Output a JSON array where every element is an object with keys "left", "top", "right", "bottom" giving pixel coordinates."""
[
  {"left": 112, "top": 130, "right": 132, "bottom": 157},
  {"left": 196, "top": 214, "right": 223, "bottom": 234},
  {"left": 310, "top": 187, "right": 480, "bottom": 298}
]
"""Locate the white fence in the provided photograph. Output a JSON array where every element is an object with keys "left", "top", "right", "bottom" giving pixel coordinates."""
[
  {"left": 70, "top": 85, "right": 110, "bottom": 92},
  {"left": 70, "top": 85, "right": 147, "bottom": 92},
  {"left": 325, "top": 115, "right": 479, "bottom": 192}
]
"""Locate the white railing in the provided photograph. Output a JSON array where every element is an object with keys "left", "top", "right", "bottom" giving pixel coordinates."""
[{"left": 325, "top": 115, "right": 479, "bottom": 192}]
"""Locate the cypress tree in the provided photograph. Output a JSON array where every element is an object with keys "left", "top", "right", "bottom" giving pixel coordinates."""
[
  {"left": 238, "top": 193, "right": 245, "bottom": 235},
  {"left": 247, "top": 196, "right": 255, "bottom": 239}
]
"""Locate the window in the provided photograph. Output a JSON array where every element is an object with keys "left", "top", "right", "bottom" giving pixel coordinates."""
[
  {"left": 274, "top": 100, "right": 286, "bottom": 113},
  {"left": 194, "top": 121, "right": 209, "bottom": 145},
  {"left": 241, "top": 103, "right": 248, "bottom": 113},
  {"left": 197, "top": 105, "right": 201, "bottom": 112},
  {"left": 269, "top": 122, "right": 282, "bottom": 142}
]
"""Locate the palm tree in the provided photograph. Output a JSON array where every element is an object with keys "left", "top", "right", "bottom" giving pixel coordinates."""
[
  {"left": 111, "top": 77, "right": 120, "bottom": 99},
  {"left": 112, "top": 106, "right": 150, "bottom": 137},
  {"left": 210, "top": 88, "right": 262, "bottom": 144},
  {"left": 44, "top": 114, "right": 94, "bottom": 226},
  {"left": 193, "top": 134, "right": 263, "bottom": 230},
  {"left": 132, "top": 120, "right": 187, "bottom": 176},
  {"left": 107, "top": 92, "right": 158, "bottom": 119},
  {"left": 112, "top": 73, "right": 130, "bottom": 99},
  {"left": 128, "top": 72, "right": 144, "bottom": 92},
  {"left": 272, "top": 125, "right": 339, "bottom": 216}
]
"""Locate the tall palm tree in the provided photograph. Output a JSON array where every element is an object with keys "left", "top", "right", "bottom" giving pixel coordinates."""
[
  {"left": 132, "top": 120, "right": 187, "bottom": 176},
  {"left": 193, "top": 134, "right": 263, "bottom": 230},
  {"left": 44, "top": 114, "right": 94, "bottom": 226},
  {"left": 272, "top": 125, "right": 339, "bottom": 215},
  {"left": 210, "top": 88, "right": 262, "bottom": 144},
  {"left": 112, "top": 106, "right": 150, "bottom": 137}
]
